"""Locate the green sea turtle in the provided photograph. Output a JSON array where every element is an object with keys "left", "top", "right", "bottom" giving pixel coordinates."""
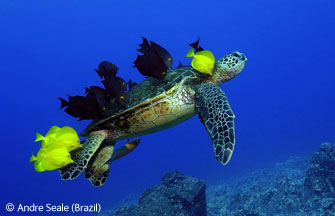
[{"left": 60, "top": 51, "right": 247, "bottom": 186}]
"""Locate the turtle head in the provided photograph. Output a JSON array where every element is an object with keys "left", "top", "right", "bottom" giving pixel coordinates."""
[{"left": 208, "top": 51, "right": 247, "bottom": 85}]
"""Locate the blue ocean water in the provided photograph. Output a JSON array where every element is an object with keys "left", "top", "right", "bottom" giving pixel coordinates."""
[{"left": 1, "top": 0, "right": 334, "bottom": 215}]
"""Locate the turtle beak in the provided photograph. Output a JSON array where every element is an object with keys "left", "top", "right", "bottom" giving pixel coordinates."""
[{"left": 240, "top": 54, "right": 247, "bottom": 62}]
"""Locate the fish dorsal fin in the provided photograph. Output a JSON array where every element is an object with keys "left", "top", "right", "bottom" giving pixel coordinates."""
[
  {"left": 189, "top": 37, "right": 204, "bottom": 52},
  {"left": 35, "top": 132, "right": 45, "bottom": 142}
]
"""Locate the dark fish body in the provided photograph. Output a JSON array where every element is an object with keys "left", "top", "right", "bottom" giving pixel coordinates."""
[
  {"left": 59, "top": 95, "right": 100, "bottom": 121},
  {"left": 85, "top": 86, "right": 109, "bottom": 110},
  {"left": 95, "top": 61, "right": 118, "bottom": 78},
  {"left": 133, "top": 37, "right": 173, "bottom": 80}
]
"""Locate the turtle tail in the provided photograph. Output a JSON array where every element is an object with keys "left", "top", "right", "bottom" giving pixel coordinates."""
[{"left": 59, "top": 130, "right": 117, "bottom": 180}]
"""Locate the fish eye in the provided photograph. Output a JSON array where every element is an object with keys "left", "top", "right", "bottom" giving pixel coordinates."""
[
  {"left": 162, "top": 71, "right": 166, "bottom": 75},
  {"left": 122, "top": 82, "right": 126, "bottom": 85},
  {"left": 120, "top": 96, "right": 125, "bottom": 100},
  {"left": 168, "top": 58, "right": 172, "bottom": 62}
]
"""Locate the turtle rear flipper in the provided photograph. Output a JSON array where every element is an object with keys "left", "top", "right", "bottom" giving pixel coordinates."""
[
  {"left": 85, "top": 143, "right": 115, "bottom": 187},
  {"left": 85, "top": 139, "right": 140, "bottom": 187},
  {"left": 59, "top": 130, "right": 117, "bottom": 180},
  {"left": 195, "top": 83, "right": 235, "bottom": 165}
]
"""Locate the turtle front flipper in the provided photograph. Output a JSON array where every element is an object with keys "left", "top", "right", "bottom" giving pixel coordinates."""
[
  {"left": 195, "top": 83, "right": 235, "bottom": 165},
  {"left": 85, "top": 139, "right": 140, "bottom": 187},
  {"left": 59, "top": 130, "right": 116, "bottom": 180}
]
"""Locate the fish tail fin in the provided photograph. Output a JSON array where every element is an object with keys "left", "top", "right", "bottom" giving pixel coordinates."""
[
  {"left": 58, "top": 97, "right": 69, "bottom": 108},
  {"left": 35, "top": 132, "right": 44, "bottom": 142},
  {"left": 29, "top": 154, "right": 36, "bottom": 162},
  {"left": 186, "top": 48, "right": 195, "bottom": 57},
  {"left": 94, "top": 69, "right": 104, "bottom": 79}
]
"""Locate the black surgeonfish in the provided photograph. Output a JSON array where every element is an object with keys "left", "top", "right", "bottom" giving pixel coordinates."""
[
  {"left": 59, "top": 95, "right": 100, "bottom": 121},
  {"left": 85, "top": 86, "right": 109, "bottom": 111},
  {"left": 95, "top": 61, "right": 117, "bottom": 78},
  {"left": 95, "top": 61, "right": 127, "bottom": 106},
  {"left": 189, "top": 37, "right": 204, "bottom": 52},
  {"left": 133, "top": 37, "right": 173, "bottom": 80}
]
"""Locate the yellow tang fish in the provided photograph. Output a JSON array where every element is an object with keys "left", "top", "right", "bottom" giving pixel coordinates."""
[
  {"left": 186, "top": 48, "right": 215, "bottom": 75},
  {"left": 35, "top": 126, "right": 82, "bottom": 151},
  {"left": 29, "top": 147, "right": 74, "bottom": 172}
]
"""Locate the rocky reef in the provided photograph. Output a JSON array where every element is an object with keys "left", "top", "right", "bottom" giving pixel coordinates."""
[
  {"left": 207, "top": 142, "right": 335, "bottom": 216},
  {"left": 303, "top": 142, "right": 335, "bottom": 213},
  {"left": 304, "top": 142, "right": 335, "bottom": 195},
  {"left": 111, "top": 142, "right": 335, "bottom": 216},
  {"left": 113, "top": 171, "right": 207, "bottom": 216}
]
